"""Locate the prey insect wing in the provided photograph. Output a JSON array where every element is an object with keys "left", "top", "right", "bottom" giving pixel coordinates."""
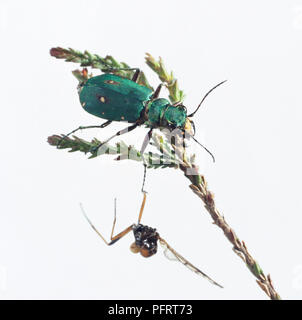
[
  {"left": 81, "top": 194, "right": 222, "bottom": 288},
  {"left": 159, "top": 237, "right": 223, "bottom": 288}
]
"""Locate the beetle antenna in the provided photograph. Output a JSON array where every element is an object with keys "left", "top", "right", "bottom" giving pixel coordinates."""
[
  {"left": 186, "top": 133, "right": 215, "bottom": 163},
  {"left": 188, "top": 80, "right": 227, "bottom": 118}
]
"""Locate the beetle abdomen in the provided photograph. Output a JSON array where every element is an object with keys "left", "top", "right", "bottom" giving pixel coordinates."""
[
  {"left": 79, "top": 74, "right": 153, "bottom": 123},
  {"left": 146, "top": 98, "right": 170, "bottom": 127}
]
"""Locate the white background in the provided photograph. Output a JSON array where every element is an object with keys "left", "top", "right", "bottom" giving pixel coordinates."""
[{"left": 0, "top": 0, "right": 302, "bottom": 300}]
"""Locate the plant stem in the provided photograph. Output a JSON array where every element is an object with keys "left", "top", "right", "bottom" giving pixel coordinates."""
[
  {"left": 47, "top": 133, "right": 281, "bottom": 300},
  {"left": 50, "top": 47, "right": 153, "bottom": 89},
  {"left": 175, "top": 148, "right": 281, "bottom": 300},
  {"left": 49, "top": 48, "right": 281, "bottom": 299},
  {"left": 143, "top": 54, "right": 281, "bottom": 299}
]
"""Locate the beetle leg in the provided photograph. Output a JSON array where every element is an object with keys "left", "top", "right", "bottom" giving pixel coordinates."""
[
  {"left": 103, "top": 67, "right": 140, "bottom": 73},
  {"left": 99, "top": 120, "right": 112, "bottom": 128},
  {"left": 57, "top": 120, "right": 112, "bottom": 148},
  {"left": 80, "top": 201, "right": 134, "bottom": 246},
  {"left": 102, "top": 67, "right": 141, "bottom": 82},
  {"left": 150, "top": 81, "right": 169, "bottom": 100},
  {"left": 140, "top": 128, "right": 153, "bottom": 193},
  {"left": 131, "top": 69, "right": 141, "bottom": 83},
  {"left": 141, "top": 128, "right": 153, "bottom": 154},
  {"left": 151, "top": 83, "right": 164, "bottom": 100},
  {"left": 173, "top": 101, "right": 183, "bottom": 107},
  {"left": 91, "top": 123, "right": 139, "bottom": 154}
]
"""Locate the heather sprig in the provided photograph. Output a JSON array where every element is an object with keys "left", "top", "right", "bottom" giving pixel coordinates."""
[
  {"left": 49, "top": 48, "right": 281, "bottom": 300},
  {"left": 50, "top": 47, "right": 153, "bottom": 89}
]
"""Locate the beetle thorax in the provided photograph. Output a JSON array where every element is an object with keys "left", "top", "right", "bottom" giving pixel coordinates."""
[{"left": 145, "top": 98, "right": 187, "bottom": 129}]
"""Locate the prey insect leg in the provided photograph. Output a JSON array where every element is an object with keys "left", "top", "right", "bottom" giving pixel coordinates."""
[{"left": 80, "top": 201, "right": 134, "bottom": 246}]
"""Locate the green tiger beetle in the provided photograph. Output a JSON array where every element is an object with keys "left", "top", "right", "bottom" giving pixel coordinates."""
[
  {"left": 61, "top": 67, "right": 226, "bottom": 191},
  {"left": 81, "top": 192, "right": 223, "bottom": 288}
]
